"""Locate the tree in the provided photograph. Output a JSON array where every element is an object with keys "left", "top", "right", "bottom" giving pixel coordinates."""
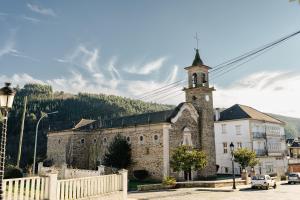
[
  {"left": 233, "top": 148, "right": 259, "bottom": 171},
  {"left": 103, "top": 134, "right": 132, "bottom": 169},
  {"left": 170, "top": 145, "right": 207, "bottom": 181}
]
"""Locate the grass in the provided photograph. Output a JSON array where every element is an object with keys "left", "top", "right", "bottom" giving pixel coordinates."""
[{"left": 128, "top": 179, "right": 161, "bottom": 191}]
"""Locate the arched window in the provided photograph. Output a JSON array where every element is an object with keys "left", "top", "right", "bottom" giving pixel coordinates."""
[
  {"left": 201, "top": 73, "right": 207, "bottom": 84},
  {"left": 182, "top": 127, "right": 193, "bottom": 146},
  {"left": 139, "top": 135, "right": 144, "bottom": 144},
  {"left": 192, "top": 73, "right": 197, "bottom": 88}
]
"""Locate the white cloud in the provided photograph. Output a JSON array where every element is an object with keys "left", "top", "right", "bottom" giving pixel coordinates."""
[
  {"left": 27, "top": 3, "right": 56, "bottom": 17},
  {"left": 214, "top": 71, "right": 300, "bottom": 118},
  {"left": 22, "top": 15, "right": 41, "bottom": 23},
  {"left": 0, "top": 31, "right": 39, "bottom": 61},
  {"left": 125, "top": 57, "right": 167, "bottom": 75},
  {"left": 165, "top": 65, "right": 178, "bottom": 83},
  {"left": 56, "top": 45, "right": 100, "bottom": 73}
]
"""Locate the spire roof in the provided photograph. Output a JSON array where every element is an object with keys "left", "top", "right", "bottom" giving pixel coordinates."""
[{"left": 192, "top": 49, "right": 204, "bottom": 66}]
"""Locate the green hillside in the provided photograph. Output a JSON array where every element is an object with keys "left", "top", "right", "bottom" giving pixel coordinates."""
[
  {"left": 268, "top": 113, "right": 300, "bottom": 139},
  {"left": 1, "top": 83, "right": 173, "bottom": 169}
]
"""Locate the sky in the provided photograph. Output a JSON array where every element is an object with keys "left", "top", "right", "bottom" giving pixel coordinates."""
[{"left": 0, "top": 0, "right": 300, "bottom": 118}]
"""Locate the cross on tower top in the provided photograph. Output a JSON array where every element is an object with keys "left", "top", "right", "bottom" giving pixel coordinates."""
[{"left": 194, "top": 32, "right": 200, "bottom": 49}]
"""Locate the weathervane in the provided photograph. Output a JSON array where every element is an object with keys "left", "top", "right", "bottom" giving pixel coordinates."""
[{"left": 194, "top": 32, "right": 199, "bottom": 50}]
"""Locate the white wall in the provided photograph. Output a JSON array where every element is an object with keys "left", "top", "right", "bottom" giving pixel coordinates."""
[
  {"left": 215, "top": 119, "right": 251, "bottom": 174},
  {"left": 215, "top": 119, "right": 288, "bottom": 176}
]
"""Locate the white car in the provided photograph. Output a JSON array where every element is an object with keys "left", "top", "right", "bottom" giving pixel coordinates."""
[
  {"left": 288, "top": 173, "right": 300, "bottom": 184},
  {"left": 251, "top": 175, "right": 277, "bottom": 190}
]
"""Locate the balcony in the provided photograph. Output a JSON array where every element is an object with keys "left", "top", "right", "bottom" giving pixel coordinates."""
[
  {"left": 289, "top": 158, "right": 300, "bottom": 164},
  {"left": 252, "top": 132, "right": 266, "bottom": 139},
  {"left": 254, "top": 149, "right": 267, "bottom": 156}
]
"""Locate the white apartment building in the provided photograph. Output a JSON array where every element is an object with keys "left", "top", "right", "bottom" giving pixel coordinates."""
[{"left": 215, "top": 104, "right": 288, "bottom": 176}]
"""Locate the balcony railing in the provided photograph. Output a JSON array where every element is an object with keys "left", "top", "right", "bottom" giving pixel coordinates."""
[
  {"left": 254, "top": 149, "right": 267, "bottom": 156},
  {"left": 252, "top": 132, "right": 266, "bottom": 138}
]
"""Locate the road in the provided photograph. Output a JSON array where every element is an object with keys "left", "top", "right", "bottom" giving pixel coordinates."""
[{"left": 128, "top": 183, "right": 300, "bottom": 200}]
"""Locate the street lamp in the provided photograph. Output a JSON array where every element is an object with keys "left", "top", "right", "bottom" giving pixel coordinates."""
[
  {"left": 230, "top": 142, "right": 236, "bottom": 189},
  {"left": 0, "top": 83, "right": 16, "bottom": 198},
  {"left": 33, "top": 111, "right": 58, "bottom": 174}
]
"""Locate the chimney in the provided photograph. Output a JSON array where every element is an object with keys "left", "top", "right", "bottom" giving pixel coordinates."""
[{"left": 215, "top": 108, "right": 221, "bottom": 121}]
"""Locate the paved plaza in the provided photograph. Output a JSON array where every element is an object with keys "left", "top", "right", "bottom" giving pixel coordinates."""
[{"left": 128, "top": 183, "right": 300, "bottom": 200}]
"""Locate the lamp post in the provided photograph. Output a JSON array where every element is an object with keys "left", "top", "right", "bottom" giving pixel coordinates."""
[
  {"left": 32, "top": 111, "right": 58, "bottom": 174},
  {"left": 230, "top": 142, "right": 236, "bottom": 189},
  {"left": 0, "top": 83, "right": 16, "bottom": 199}
]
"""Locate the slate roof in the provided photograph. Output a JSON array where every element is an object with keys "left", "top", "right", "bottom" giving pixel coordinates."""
[
  {"left": 192, "top": 49, "right": 204, "bottom": 66},
  {"left": 219, "top": 104, "right": 284, "bottom": 124},
  {"left": 291, "top": 140, "right": 300, "bottom": 148},
  {"left": 75, "top": 103, "right": 185, "bottom": 130}
]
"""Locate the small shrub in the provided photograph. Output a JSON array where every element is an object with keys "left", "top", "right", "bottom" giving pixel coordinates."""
[
  {"left": 162, "top": 176, "right": 176, "bottom": 186},
  {"left": 4, "top": 165, "right": 23, "bottom": 179},
  {"left": 133, "top": 170, "right": 149, "bottom": 180},
  {"left": 43, "top": 159, "right": 54, "bottom": 167},
  {"left": 280, "top": 175, "right": 287, "bottom": 181}
]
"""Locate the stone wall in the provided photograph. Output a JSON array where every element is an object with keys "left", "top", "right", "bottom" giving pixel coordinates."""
[
  {"left": 185, "top": 87, "right": 217, "bottom": 178},
  {"left": 169, "top": 104, "right": 200, "bottom": 180},
  {"left": 47, "top": 123, "right": 166, "bottom": 180}
]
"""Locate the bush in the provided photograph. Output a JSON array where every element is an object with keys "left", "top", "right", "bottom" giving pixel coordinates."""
[
  {"left": 43, "top": 159, "right": 54, "bottom": 167},
  {"left": 280, "top": 175, "right": 287, "bottom": 181},
  {"left": 4, "top": 165, "right": 23, "bottom": 179},
  {"left": 162, "top": 176, "right": 176, "bottom": 186},
  {"left": 133, "top": 170, "right": 149, "bottom": 180}
]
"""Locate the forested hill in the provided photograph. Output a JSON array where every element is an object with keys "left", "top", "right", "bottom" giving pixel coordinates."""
[
  {"left": 268, "top": 113, "right": 300, "bottom": 139},
  {"left": 2, "top": 83, "right": 173, "bottom": 169}
]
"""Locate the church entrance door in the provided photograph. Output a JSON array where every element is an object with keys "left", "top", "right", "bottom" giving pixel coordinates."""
[{"left": 184, "top": 168, "right": 192, "bottom": 181}]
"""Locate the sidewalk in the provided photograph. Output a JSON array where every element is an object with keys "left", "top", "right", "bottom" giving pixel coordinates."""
[{"left": 128, "top": 181, "right": 288, "bottom": 200}]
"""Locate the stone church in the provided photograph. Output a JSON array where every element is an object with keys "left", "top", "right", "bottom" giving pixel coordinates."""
[{"left": 47, "top": 49, "right": 216, "bottom": 180}]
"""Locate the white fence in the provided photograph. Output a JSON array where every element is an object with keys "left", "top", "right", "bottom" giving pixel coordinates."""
[
  {"left": 3, "top": 170, "right": 127, "bottom": 200},
  {"left": 38, "top": 163, "right": 105, "bottom": 179},
  {"left": 3, "top": 176, "right": 49, "bottom": 200}
]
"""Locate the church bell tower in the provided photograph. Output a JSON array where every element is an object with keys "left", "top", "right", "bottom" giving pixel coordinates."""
[{"left": 183, "top": 48, "right": 216, "bottom": 177}]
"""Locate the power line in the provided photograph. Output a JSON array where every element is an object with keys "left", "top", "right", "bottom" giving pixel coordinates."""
[
  {"left": 135, "top": 30, "right": 300, "bottom": 102},
  {"left": 210, "top": 44, "right": 277, "bottom": 81},
  {"left": 143, "top": 84, "right": 185, "bottom": 102},
  {"left": 210, "top": 30, "right": 300, "bottom": 73},
  {"left": 138, "top": 80, "right": 186, "bottom": 100},
  {"left": 136, "top": 80, "right": 184, "bottom": 99}
]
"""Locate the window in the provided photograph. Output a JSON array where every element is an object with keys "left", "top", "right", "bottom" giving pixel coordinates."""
[
  {"left": 201, "top": 73, "right": 207, "bottom": 84},
  {"left": 221, "top": 124, "right": 227, "bottom": 134},
  {"left": 266, "top": 165, "right": 274, "bottom": 173},
  {"left": 139, "top": 135, "right": 144, "bottom": 144},
  {"left": 223, "top": 142, "right": 228, "bottom": 154},
  {"left": 80, "top": 138, "right": 85, "bottom": 144},
  {"left": 153, "top": 135, "right": 159, "bottom": 144},
  {"left": 93, "top": 139, "right": 97, "bottom": 144},
  {"left": 182, "top": 127, "right": 192, "bottom": 146},
  {"left": 192, "top": 73, "right": 197, "bottom": 88},
  {"left": 235, "top": 125, "right": 241, "bottom": 135},
  {"left": 126, "top": 136, "right": 131, "bottom": 143},
  {"left": 237, "top": 142, "right": 242, "bottom": 148},
  {"left": 58, "top": 139, "right": 61, "bottom": 144},
  {"left": 103, "top": 137, "right": 107, "bottom": 145},
  {"left": 225, "top": 167, "right": 229, "bottom": 173}
]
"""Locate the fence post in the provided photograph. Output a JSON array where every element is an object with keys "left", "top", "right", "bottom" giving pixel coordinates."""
[
  {"left": 47, "top": 172, "right": 58, "bottom": 200},
  {"left": 119, "top": 169, "right": 128, "bottom": 200},
  {"left": 98, "top": 165, "right": 105, "bottom": 175},
  {"left": 38, "top": 162, "right": 43, "bottom": 174},
  {"left": 61, "top": 163, "right": 68, "bottom": 179}
]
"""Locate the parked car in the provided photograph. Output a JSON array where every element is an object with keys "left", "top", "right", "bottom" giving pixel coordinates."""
[
  {"left": 288, "top": 173, "right": 300, "bottom": 184},
  {"left": 251, "top": 175, "right": 276, "bottom": 190}
]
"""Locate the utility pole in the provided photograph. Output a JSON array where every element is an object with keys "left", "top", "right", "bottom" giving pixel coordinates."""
[{"left": 17, "top": 96, "right": 27, "bottom": 168}]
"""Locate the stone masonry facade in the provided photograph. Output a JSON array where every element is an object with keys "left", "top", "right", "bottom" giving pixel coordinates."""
[{"left": 47, "top": 49, "right": 217, "bottom": 181}]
